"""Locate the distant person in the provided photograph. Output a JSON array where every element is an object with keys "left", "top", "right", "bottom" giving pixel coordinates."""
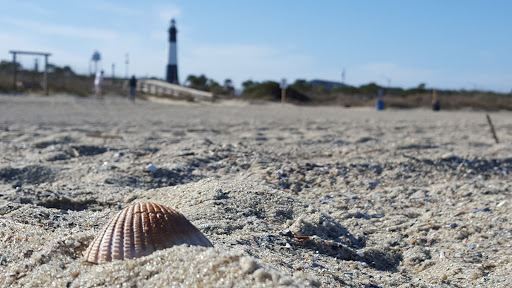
[
  {"left": 129, "top": 75, "right": 137, "bottom": 102},
  {"left": 94, "top": 70, "right": 104, "bottom": 97}
]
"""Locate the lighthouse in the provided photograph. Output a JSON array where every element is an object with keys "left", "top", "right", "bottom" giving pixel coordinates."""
[{"left": 166, "top": 19, "right": 179, "bottom": 84}]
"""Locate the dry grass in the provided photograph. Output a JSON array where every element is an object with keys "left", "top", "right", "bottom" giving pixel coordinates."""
[
  {"left": 303, "top": 92, "right": 512, "bottom": 110},
  {"left": 0, "top": 71, "right": 128, "bottom": 96},
  {"left": 380, "top": 93, "right": 512, "bottom": 110}
]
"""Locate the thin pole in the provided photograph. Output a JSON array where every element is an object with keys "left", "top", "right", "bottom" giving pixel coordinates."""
[
  {"left": 280, "top": 78, "right": 286, "bottom": 105},
  {"left": 486, "top": 114, "right": 499, "bottom": 144},
  {"left": 12, "top": 52, "right": 17, "bottom": 90},
  {"left": 43, "top": 55, "right": 48, "bottom": 95},
  {"left": 112, "top": 63, "right": 115, "bottom": 85}
]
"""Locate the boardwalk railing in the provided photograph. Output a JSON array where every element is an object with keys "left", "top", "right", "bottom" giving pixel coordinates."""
[{"left": 137, "top": 79, "right": 213, "bottom": 102}]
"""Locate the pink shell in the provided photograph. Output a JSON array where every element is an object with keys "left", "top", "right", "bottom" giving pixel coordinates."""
[{"left": 83, "top": 202, "right": 213, "bottom": 263}]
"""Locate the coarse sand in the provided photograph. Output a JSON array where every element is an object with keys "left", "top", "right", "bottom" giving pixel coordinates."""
[{"left": 0, "top": 94, "right": 511, "bottom": 287}]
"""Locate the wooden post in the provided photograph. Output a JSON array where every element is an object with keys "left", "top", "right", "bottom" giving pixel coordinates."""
[
  {"left": 43, "top": 54, "right": 49, "bottom": 95},
  {"left": 9, "top": 51, "right": 51, "bottom": 94},
  {"left": 111, "top": 63, "right": 115, "bottom": 85},
  {"left": 12, "top": 52, "right": 17, "bottom": 90},
  {"left": 280, "top": 78, "right": 286, "bottom": 105},
  {"left": 432, "top": 88, "right": 440, "bottom": 111},
  {"left": 486, "top": 114, "right": 499, "bottom": 144}
]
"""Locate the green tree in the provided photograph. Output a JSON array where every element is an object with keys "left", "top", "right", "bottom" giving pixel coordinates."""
[
  {"left": 186, "top": 74, "right": 209, "bottom": 91},
  {"left": 291, "top": 79, "right": 312, "bottom": 92},
  {"left": 53, "top": 65, "right": 76, "bottom": 75},
  {"left": 359, "top": 82, "right": 381, "bottom": 96},
  {"left": 242, "top": 80, "right": 257, "bottom": 90},
  {"left": 0, "top": 61, "right": 21, "bottom": 72},
  {"left": 224, "top": 79, "right": 233, "bottom": 89},
  {"left": 331, "top": 85, "right": 359, "bottom": 95},
  {"left": 223, "top": 79, "right": 235, "bottom": 95},
  {"left": 242, "top": 81, "right": 280, "bottom": 100},
  {"left": 242, "top": 80, "right": 310, "bottom": 102},
  {"left": 208, "top": 79, "right": 224, "bottom": 94}
]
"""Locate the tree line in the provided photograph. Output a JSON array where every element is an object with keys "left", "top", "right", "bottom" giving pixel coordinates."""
[
  {"left": 1, "top": 60, "right": 510, "bottom": 108},
  {"left": 184, "top": 74, "right": 510, "bottom": 101}
]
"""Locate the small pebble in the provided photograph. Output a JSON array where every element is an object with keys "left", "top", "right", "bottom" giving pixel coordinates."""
[
  {"left": 441, "top": 153, "right": 457, "bottom": 160},
  {"left": 145, "top": 163, "right": 158, "bottom": 172}
]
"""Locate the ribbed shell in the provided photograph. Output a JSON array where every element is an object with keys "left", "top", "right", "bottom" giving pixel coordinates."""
[{"left": 83, "top": 202, "right": 213, "bottom": 263}]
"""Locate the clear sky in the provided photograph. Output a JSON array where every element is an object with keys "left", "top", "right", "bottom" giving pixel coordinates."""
[{"left": 1, "top": 0, "right": 511, "bottom": 92}]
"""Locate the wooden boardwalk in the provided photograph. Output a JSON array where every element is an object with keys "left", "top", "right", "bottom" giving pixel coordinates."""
[{"left": 137, "top": 79, "right": 213, "bottom": 102}]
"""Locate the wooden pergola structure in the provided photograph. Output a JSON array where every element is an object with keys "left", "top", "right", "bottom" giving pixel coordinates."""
[{"left": 9, "top": 50, "right": 52, "bottom": 95}]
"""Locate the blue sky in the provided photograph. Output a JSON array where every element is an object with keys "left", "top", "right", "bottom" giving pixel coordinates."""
[{"left": 1, "top": 0, "right": 511, "bottom": 92}]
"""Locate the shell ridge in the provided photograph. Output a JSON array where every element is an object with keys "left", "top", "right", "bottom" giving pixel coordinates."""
[
  {"left": 98, "top": 209, "right": 123, "bottom": 262},
  {"left": 123, "top": 204, "right": 135, "bottom": 259},
  {"left": 134, "top": 202, "right": 146, "bottom": 257},
  {"left": 84, "top": 230, "right": 101, "bottom": 262},
  {"left": 145, "top": 202, "right": 158, "bottom": 254},
  {"left": 84, "top": 231, "right": 101, "bottom": 262},
  {"left": 151, "top": 203, "right": 169, "bottom": 250},
  {"left": 111, "top": 207, "right": 127, "bottom": 261},
  {"left": 85, "top": 212, "right": 119, "bottom": 263}
]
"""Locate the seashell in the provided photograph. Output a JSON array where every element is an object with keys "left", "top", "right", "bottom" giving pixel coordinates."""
[{"left": 83, "top": 202, "right": 213, "bottom": 263}]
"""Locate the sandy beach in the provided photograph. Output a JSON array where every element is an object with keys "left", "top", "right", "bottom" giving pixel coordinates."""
[{"left": 0, "top": 94, "right": 511, "bottom": 287}]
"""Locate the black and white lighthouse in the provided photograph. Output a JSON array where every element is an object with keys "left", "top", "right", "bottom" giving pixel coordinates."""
[{"left": 166, "top": 19, "right": 179, "bottom": 84}]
